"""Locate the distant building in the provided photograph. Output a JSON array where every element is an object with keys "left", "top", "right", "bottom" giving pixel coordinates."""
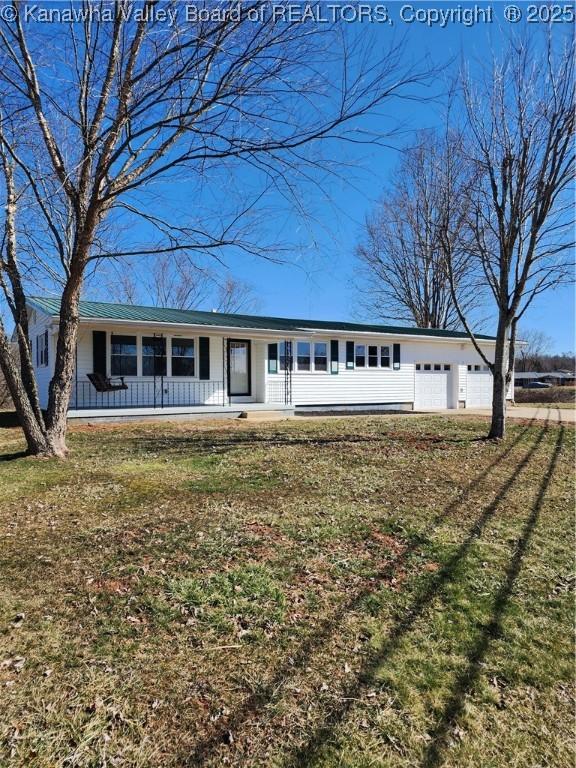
[{"left": 514, "top": 370, "right": 575, "bottom": 388}]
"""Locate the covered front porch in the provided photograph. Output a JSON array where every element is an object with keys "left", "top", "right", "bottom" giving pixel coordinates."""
[{"left": 69, "top": 330, "right": 293, "bottom": 416}]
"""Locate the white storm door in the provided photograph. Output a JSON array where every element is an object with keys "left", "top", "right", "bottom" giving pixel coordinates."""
[{"left": 228, "top": 340, "right": 251, "bottom": 396}]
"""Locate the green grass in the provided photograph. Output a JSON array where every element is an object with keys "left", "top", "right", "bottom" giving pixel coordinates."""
[
  {"left": 0, "top": 415, "right": 573, "bottom": 767},
  {"left": 168, "top": 565, "right": 286, "bottom": 637}
]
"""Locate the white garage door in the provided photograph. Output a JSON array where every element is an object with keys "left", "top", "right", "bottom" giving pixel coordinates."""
[
  {"left": 467, "top": 370, "right": 493, "bottom": 408},
  {"left": 415, "top": 364, "right": 450, "bottom": 410}
]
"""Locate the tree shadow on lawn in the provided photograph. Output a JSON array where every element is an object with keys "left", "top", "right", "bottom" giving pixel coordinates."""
[
  {"left": 284, "top": 421, "right": 561, "bottom": 768},
  {"left": 0, "top": 411, "right": 27, "bottom": 461},
  {"left": 421, "top": 424, "right": 566, "bottom": 768},
  {"left": 128, "top": 426, "right": 496, "bottom": 459},
  {"left": 0, "top": 450, "right": 29, "bottom": 462},
  {"left": 181, "top": 419, "right": 546, "bottom": 766},
  {"left": 0, "top": 411, "right": 20, "bottom": 429}
]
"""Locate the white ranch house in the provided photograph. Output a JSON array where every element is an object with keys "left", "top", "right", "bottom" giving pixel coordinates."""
[{"left": 27, "top": 297, "right": 497, "bottom": 419}]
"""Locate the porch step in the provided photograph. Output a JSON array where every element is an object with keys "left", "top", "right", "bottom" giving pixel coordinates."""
[{"left": 239, "top": 410, "right": 293, "bottom": 421}]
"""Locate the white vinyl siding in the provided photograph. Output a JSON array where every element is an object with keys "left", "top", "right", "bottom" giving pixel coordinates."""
[{"left": 268, "top": 339, "right": 414, "bottom": 407}]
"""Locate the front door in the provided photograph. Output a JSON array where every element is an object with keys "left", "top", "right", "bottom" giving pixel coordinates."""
[{"left": 228, "top": 339, "right": 251, "bottom": 396}]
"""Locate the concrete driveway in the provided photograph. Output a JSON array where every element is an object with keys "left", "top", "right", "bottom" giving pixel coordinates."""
[{"left": 436, "top": 405, "right": 575, "bottom": 424}]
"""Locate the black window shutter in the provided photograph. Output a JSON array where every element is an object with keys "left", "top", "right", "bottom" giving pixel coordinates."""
[
  {"left": 346, "top": 341, "right": 354, "bottom": 369},
  {"left": 44, "top": 330, "right": 49, "bottom": 366},
  {"left": 268, "top": 343, "right": 278, "bottom": 374},
  {"left": 36, "top": 335, "right": 39, "bottom": 366},
  {"left": 393, "top": 343, "right": 401, "bottom": 369},
  {"left": 92, "top": 330, "right": 107, "bottom": 375},
  {"left": 330, "top": 340, "right": 339, "bottom": 374},
  {"left": 199, "top": 337, "right": 210, "bottom": 379}
]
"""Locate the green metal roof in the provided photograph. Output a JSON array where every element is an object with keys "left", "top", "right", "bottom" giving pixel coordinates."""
[{"left": 28, "top": 296, "right": 496, "bottom": 341}]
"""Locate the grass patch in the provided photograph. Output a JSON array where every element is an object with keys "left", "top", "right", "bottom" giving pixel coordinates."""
[
  {"left": 168, "top": 565, "right": 285, "bottom": 637},
  {"left": 0, "top": 415, "right": 573, "bottom": 767}
]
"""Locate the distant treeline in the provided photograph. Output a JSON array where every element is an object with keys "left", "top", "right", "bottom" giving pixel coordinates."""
[{"left": 517, "top": 353, "right": 576, "bottom": 373}]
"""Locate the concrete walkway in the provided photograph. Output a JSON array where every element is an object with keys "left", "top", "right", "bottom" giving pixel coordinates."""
[{"left": 436, "top": 405, "right": 575, "bottom": 424}]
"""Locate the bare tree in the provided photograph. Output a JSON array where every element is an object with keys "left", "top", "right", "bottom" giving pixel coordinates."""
[
  {"left": 445, "top": 33, "right": 574, "bottom": 438},
  {"left": 516, "top": 328, "right": 553, "bottom": 372},
  {"left": 144, "top": 255, "right": 213, "bottom": 310},
  {"left": 0, "top": 1, "right": 431, "bottom": 457},
  {"left": 214, "top": 276, "right": 260, "bottom": 314},
  {"left": 100, "top": 255, "right": 259, "bottom": 313},
  {"left": 356, "top": 132, "right": 480, "bottom": 329},
  {"left": 541, "top": 352, "right": 575, "bottom": 373}
]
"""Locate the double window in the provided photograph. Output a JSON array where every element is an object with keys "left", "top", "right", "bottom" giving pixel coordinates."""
[
  {"left": 172, "top": 339, "right": 195, "bottom": 377},
  {"left": 294, "top": 341, "right": 329, "bottom": 372},
  {"left": 111, "top": 334, "right": 137, "bottom": 376}
]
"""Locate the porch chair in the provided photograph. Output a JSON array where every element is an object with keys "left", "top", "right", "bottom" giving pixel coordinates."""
[{"left": 87, "top": 372, "right": 129, "bottom": 393}]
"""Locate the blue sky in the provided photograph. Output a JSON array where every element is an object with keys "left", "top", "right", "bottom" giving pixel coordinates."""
[
  {"left": 195, "top": 2, "right": 574, "bottom": 353},
  {"left": 75, "top": 2, "right": 574, "bottom": 353}
]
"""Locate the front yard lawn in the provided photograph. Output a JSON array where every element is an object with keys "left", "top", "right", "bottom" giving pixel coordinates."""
[{"left": 0, "top": 415, "right": 573, "bottom": 767}]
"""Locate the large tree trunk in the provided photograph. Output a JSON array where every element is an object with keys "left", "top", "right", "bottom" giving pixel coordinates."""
[
  {"left": 43, "top": 269, "right": 85, "bottom": 457},
  {"left": 488, "top": 317, "right": 511, "bottom": 439}
]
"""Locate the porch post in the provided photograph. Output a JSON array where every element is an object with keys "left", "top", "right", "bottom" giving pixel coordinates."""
[
  {"left": 222, "top": 337, "right": 228, "bottom": 406},
  {"left": 284, "top": 339, "right": 293, "bottom": 405}
]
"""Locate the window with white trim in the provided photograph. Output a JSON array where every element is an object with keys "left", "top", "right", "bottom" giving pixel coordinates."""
[
  {"left": 355, "top": 344, "right": 366, "bottom": 368},
  {"left": 314, "top": 342, "right": 328, "bottom": 372},
  {"left": 143, "top": 336, "right": 167, "bottom": 376},
  {"left": 368, "top": 345, "right": 378, "bottom": 367},
  {"left": 380, "top": 346, "right": 390, "bottom": 368},
  {"left": 111, "top": 334, "right": 137, "bottom": 376},
  {"left": 172, "top": 338, "right": 195, "bottom": 376},
  {"left": 297, "top": 341, "right": 311, "bottom": 371}
]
